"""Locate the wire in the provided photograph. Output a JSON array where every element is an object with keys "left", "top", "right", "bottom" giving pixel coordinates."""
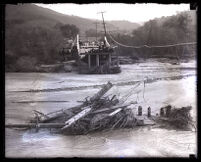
[
  {"left": 108, "top": 31, "right": 197, "bottom": 49},
  {"left": 143, "top": 77, "right": 147, "bottom": 102},
  {"left": 119, "top": 81, "right": 143, "bottom": 104},
  {"left": 108, "top": 32, "right": 146, "bottom": 48}
]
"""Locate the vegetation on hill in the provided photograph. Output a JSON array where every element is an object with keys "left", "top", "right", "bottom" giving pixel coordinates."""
[
  {"left": 5, "top": 4, "right": 81, "bottom": 72},
  {"left": 108, "top": 11, "right": 196, "bottom": 61}
]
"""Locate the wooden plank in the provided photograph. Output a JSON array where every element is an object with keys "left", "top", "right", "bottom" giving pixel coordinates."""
[
  {"left": 91, "top": 103, "right": 132, "bottom": 114},
  {"left": 143, "top": 119, "right": 155, "bottom": 125},
  {"left": 5, "top": 123, "right": 65, "bottom": 128},
  {"left": 61, "top": 107, "right": 92, "bottom": 130},
  {"left": 108, "top": 108, "right": 122, "bottom": 116},
  {"left": 80, "top": 52, "right": 114, "bottom": 56},
  {"left": 135, "top": 115, "right": 156, "bottom": 126}
]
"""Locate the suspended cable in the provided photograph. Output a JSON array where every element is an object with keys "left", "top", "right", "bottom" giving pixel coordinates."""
[
  {"left": 108, "top": 31, "right": 197, "bottom": 49},
  {"left": 108, "top": 32, "right": 146, "bottom": 48}
]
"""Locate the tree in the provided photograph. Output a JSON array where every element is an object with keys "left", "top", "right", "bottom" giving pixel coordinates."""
[
  {"left": 5, "top": 24, "right": 64, "bottom": 71},
  {"left": 59, "top": 24, "right": 79, "bottom": 39},
  {"left": 16, "top": 56, "right": 37, "bottom": 72},
  {"left": 112, "top": 11, "right": 195, "bottom": 60},
  {"left": 85, "top": 28, "right": 103, "bottom": 37}
]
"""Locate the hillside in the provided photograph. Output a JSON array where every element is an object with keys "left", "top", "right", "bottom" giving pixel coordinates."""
[
  {"left": 6, "top": 4, "right": 141, "bottom": 34},
  {"left": 149, "top": 10, "right": 196, "bottom": 26},
  {"left": 106, "top": 20, "right": 140, "bottom": 31},
  {"left": 6, "top": 4, "right": 95, "bottom": 34},
  {"left": 111, "top": 10, "right": 196, "bottom": 61}
]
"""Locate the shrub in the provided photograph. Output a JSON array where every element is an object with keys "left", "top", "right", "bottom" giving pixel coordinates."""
[{"left": 16, "top": 56, "right": 37, "bottom": 72}]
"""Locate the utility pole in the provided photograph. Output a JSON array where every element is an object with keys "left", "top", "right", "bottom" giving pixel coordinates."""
[
  {"left": 93, "top": 21, "right": 98, "bottom": 41},
  {"left": 97, "top": 11, "right": 107, "bottom": 37}
]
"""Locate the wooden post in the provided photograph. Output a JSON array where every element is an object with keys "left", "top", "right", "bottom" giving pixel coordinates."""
[
  {"left": 160, "top": 108, "right": 164, "bottom": 117},
  {"left": 138, "top": 106, "right": 142, "bottom": 116},
  {"left": 76, "top": 34, "right": 80, "bottom": 54},
  {"left": 108, "top": 54, "right": 111, "bottom": 65},
  {"left": 117, "top": 54, "right": 119, "bottom": 66},
  {"left": 148, "top": 107, "right": 151, "bottom": 117},
  {"left": 88, "top": 54, "right": 91, "bottom": 69},
  {"left": 96, "top": 54, "right": 100, "bottom": 67},
  {"left": 165, "top": 105, "right": 172, "bottom": 117}
]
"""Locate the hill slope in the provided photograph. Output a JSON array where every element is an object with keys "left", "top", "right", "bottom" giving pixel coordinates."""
[
  {"left": 6, "top": 4, "right": 141, "bottom": 34},
  {"left": 106, "top": 20, "right": 140, "bottom": 31}
]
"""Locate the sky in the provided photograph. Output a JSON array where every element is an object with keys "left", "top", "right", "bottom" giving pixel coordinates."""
[{"left": 35, "top": 3, "right": 190, "bottom": 24}]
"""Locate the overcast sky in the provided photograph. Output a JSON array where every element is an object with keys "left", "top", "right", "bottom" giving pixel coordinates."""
[{"left": 35, "top": 3, "right": 190, "bottom": 24}]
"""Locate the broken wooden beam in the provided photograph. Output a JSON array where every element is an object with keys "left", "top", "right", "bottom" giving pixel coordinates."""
[
  {"left": 89, "top": 81, "right": 113, "bottom": 102},
  {"left": 108, "top": 108, "right": 122, "bottom": 116},
  {"left": 90, "top": 103, "right": 131, "bottom": 114},
  {"left": 33, "top": 110, "right": 50, "bottom": 121},
  {"left": 61, "top": 106, "right": 92, "bottom": 131},
  {"left": 31, "top": 109, "right": 68, "bottom": 123},
  {"left": 5, "top": 123, "right": 65, "bottom": 128},
  {"left": 31, "top": 104, "right": 86, "bottom": 123},
  {"left": 31, "top": 81, "right": 113, "bottom": 123}
]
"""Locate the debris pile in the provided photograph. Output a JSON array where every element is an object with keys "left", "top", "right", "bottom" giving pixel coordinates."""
[
  {"left": 6, "top": 81, "right": 195, "bottom": 134},
  {"left": 30, "top": 82, "right": 143, "bottom": 135},
  {"left": 157, "top": 105, "right": 194, "bottom": 130}
]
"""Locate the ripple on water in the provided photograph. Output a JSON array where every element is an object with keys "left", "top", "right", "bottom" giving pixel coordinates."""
[{"left": 22, "top": 129, "right": 61, "bottom": 143}]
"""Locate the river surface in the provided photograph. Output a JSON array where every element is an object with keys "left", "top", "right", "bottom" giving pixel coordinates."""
[{"left": 5, "top": 61, "right": 197, "bottom": 158}]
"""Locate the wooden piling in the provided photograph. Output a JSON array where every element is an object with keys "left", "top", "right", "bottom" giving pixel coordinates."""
[
  {"left": 160, "top": 108, "right": 164, "bottom": 117},
  {"left": 138, "top": 106, "right": 142, "bottom": 116},
  {"left": 88, "top": 54, "right": 91, "bottom": 69},
  {"left": 108, "top": 54, "right": 111, "bottom": 64},
  {"left": 165, "top": 105, "right": 172, "bottom": 117},
  {"left": 148, "top": 107, "right": 151, "bottom": 117},
  {"left": 96, "top": 54, "right": 100, "bottom": 67}
]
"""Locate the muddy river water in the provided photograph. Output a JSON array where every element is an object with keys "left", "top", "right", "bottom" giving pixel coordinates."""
[{"left": 5, "top": 61, "right": 197, "bottom": 157}]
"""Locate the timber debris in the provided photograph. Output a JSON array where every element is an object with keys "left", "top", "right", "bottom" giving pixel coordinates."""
[
  {"left": 6, "top": 81, "right": 195, "bottom": 135},
  {"left": 156, "top": 105, "right": 194, "bottom": 130}
]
